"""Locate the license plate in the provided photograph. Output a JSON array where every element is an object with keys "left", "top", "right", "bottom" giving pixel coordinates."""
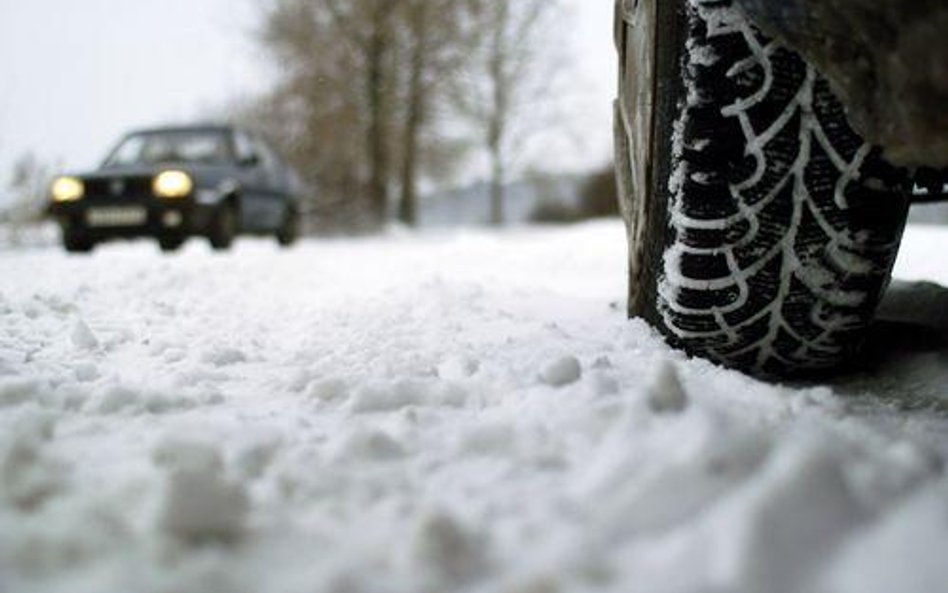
[{"left": 86, "top": 207, "right": 148, "bottom": 227}]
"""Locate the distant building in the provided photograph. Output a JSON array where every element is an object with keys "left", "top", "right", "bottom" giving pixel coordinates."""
[{"left": 419, "top": 175, "right": 585, "bottom": 228}]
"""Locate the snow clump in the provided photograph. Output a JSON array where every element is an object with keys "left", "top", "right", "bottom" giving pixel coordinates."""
[
  {"left": 540, "top": 355, "right": 583, "bottom": 387},
  {"left": 152, "top": 439, "right": 248, "bottom": 542},
  {"left": 70, "top": 319, "right": 99, "bottom": 350},
  {"left": 646, "top": 360, "right": 689, "bottom": 413}
]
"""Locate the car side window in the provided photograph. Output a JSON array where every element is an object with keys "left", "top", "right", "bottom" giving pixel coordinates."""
[
  {"left": 254, "top": 137, "right": 284, "bottom": 180},
  {"left": 234, "top": 132, "right": 258, "bottom": 165}
]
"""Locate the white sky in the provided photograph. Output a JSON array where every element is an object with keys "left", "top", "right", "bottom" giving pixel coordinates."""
[{"left": 0, "top": 0, "right": 616, "bottom": 194}]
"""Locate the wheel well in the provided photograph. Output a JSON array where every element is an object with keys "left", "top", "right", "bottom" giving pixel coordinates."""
[{"left": 222, "top": 192, "right": 240, "bottom": 213}]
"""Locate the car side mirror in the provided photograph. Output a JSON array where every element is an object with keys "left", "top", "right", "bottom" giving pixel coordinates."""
[{"left": 240, "top": 154, "right": 261, "bottom": 168}]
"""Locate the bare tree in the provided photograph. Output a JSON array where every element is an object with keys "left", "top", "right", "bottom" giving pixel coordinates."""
[
  {"left": 392, "top": 0, "right": 482, "bottom": 226},
  {"left": 358, "top": 0, "right": 399, "bottom": 224},
  {"left": 397, "top": 0, "right": 434, "bottom": 226},
  {"left": 452, "top": 0, "right": 565, "bottom": 226},
  {"left": 3, "top": 152, "right": 55, "bottom": 245},
  {"left": 248, "top": 0, "right": 565, "bottom": 230},
  {"left": 251, "top": 0, "right": 480, "bottom": 230},
  {"left": 252, "top": 0, "right": 400, "bottom": 229}
]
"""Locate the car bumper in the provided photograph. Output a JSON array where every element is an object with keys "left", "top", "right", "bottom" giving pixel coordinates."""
[{"left": 49, "top": 195, "right": 220, "bottom": 240}]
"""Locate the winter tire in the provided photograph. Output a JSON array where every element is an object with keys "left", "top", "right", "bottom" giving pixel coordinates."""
[
  {"left": 276, "top": 207, "right": 300, "bottom": 247},
  {"left": 63, "top": 226, "right": 94, "bottom": 254},
  {"left": 614, "top": 0, "right": 910, "bottom": 377},
  {"left": 209, "top": 204, "right": 237, "bottom": 251},
  {"left": 158, "top": 237, "right": 185, "bottom": 253}
]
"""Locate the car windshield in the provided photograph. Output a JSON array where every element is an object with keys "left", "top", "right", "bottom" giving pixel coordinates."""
[{"left": 103, "top": 130, "right": 232, "bottom": 167}]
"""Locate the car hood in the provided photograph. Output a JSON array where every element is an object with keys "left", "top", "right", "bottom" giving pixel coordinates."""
[{"left": 76, "top": 164, "right": 240, "bottom": 188}]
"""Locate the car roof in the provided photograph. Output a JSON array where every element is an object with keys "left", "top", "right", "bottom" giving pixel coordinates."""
[{"left": 124, "top": 124, "right": 238, "bottom": 137}]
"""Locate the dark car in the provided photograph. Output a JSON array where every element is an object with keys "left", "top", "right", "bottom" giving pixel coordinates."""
[{"left": 48, "top": 125, "right": 303, "bottom": 253}]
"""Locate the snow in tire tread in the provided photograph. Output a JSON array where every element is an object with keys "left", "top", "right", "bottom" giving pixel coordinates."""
[{"left": 659, "top": 0, "right": 908, "bottom": 375}]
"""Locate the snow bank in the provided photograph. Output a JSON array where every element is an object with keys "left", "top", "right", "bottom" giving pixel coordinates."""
[{"left": 0, "top": 223, "right": 946, "bottom": 593}]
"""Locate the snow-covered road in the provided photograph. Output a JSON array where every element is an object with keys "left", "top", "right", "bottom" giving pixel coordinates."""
[{"left": 1, "top": 221, "right": 947, "bottom": 593}]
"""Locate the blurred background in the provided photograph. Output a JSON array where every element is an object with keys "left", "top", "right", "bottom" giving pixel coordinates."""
[{"left": 0, "top": 0, "right": 621, "bottom": 243}]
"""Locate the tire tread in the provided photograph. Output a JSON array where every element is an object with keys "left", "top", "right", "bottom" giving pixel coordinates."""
[{"left": 655, "top": 0, "right": 909, "bottom": 376}]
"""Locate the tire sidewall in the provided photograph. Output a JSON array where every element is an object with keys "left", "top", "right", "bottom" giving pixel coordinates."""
[
  {"left": 209, "top": 204, "right": 237, "bottom": 250},
  {"left": 277, "top": 206, "right": 300, "bottom": 247}
]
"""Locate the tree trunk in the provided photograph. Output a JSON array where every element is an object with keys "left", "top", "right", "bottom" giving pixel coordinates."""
[
  {"left": 399, "top": 5, "right": 428, "bottom": 227},
  {"left": 366, "top": 6, "right": 392, "bottom": 225},
  {"left": 487, "top": 2, "right": 509, "bottom": 226},
  {"left": 489, "top": 136, "right": 505, "bottom": 226}
]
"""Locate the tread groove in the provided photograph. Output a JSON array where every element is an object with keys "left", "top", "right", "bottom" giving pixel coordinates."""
[{"left": 648, "top": 0, "right": 909, "bottom": 375}]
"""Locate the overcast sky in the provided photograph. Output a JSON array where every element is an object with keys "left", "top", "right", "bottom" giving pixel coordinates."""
[{"left": 0, "top": 0, "right": 616, "bottom": 193}]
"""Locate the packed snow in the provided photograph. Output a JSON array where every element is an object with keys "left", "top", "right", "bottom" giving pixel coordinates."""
[{"left": 1, "top": 221, "right": 947, "bottom": 593}]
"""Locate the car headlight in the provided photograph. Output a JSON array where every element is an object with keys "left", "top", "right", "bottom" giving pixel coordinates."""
[
  {"left": 51, "top": 177, "right": 85, "bottom": 203},
  {"left": 153, "top": 170, "right": 194, "bottom": 199}
]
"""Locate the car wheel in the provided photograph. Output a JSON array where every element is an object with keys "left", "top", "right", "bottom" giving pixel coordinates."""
[
  {"left": 63, "top": 226, "right": 94, "bottom": 254},
  {"left": 158, "top": 237, "right": 185, "bottom": 253},
  {"left": 209, "top": 204, "right": 237, "bottom": 251},
  {"left": 276, "top": 207, "right": 300, "bottom": 247},
  {"left": 614, "top": 0, "right": 909, "bottom": 377}
]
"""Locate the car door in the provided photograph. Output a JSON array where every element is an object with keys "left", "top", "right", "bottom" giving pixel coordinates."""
[
  {"left": 251, "top": 136, "right": 292, "bottom": 230},
  {"left": 232, "top": 131, "right": 271, "bottom": 232}
]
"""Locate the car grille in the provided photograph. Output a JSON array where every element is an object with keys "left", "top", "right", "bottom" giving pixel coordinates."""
[{"left": 84, "top": 176, "right": 153, "bottom": 199}]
